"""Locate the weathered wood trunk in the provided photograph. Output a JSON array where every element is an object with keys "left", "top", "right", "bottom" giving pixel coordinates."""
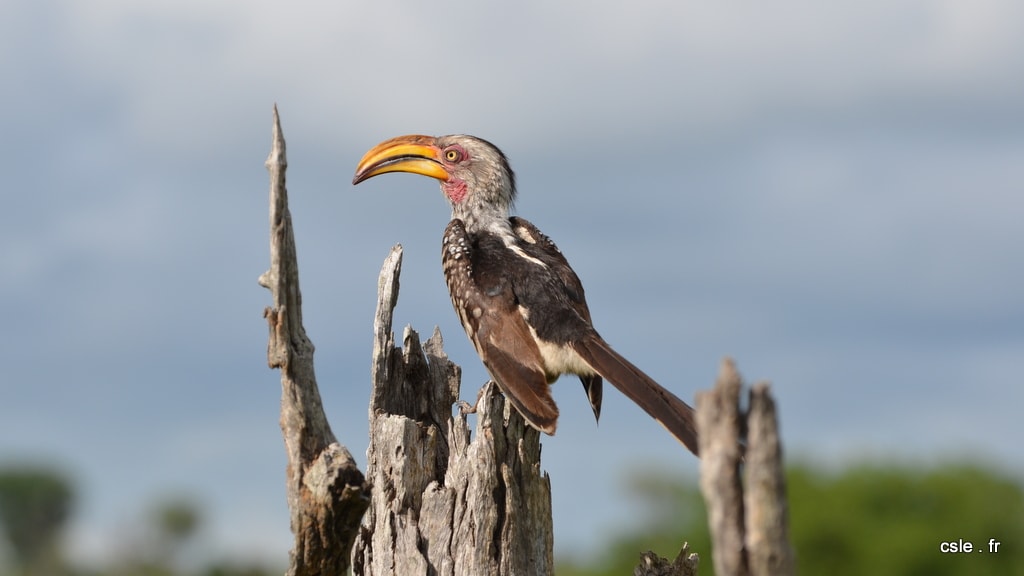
[
  {"left": 696, "top": 360, "right": 795, "bottom": 576},
  {"left": 352, "top": 245, "right": 554, "bottom": 576}
]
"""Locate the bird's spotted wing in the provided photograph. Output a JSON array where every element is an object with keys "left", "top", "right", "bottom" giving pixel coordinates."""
[
  {"left": 510, "top": 216, "right": 603, "bottom": 422},
  {"left": 509, "top": 217, "right": 589, "bottom": 317},
  {"left": 442, "top": 219, "right": 560, "bottom": 433},
  {"left": 509, "top": 218, "right": 697, "bottom": 453}
]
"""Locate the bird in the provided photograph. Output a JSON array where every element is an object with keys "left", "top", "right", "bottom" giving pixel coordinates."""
[{"left": 352, "top": 134, "right": 699, "bottom": 456}]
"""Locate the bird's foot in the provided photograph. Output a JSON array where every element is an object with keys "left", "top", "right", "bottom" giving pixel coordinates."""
[{"left": 457, "top": 384, "right": 491, "bottom": 415}]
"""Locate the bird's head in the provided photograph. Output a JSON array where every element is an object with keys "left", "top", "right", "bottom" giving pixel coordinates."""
[{"left": 353, "top": 134, "right": 517, "bottom": 226}]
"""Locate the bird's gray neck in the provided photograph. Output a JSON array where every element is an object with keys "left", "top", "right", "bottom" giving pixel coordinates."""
[{"left": 451, "top": 198, "right": 521, "bottom": 248}]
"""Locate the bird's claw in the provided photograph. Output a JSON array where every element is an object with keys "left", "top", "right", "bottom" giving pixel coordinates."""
[{"left": 457, "top": 384, "right": 492, "bottom": 415}]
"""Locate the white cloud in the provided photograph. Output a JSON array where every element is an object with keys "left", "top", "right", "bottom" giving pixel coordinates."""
[{"left": 13, "top": 0, "right": 1019, "bottom": 157}]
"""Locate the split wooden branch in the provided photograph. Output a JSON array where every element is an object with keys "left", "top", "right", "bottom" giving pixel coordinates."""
[
  {"left": 697, "top": 359, "right": 747, "bottom": 576},
  {"left": 695, "top": 358, "right": 793, "bottom": 576},
  {"left": 744, "top": 382, "right": 795, "bottom": 576},
  {"left": 259, "top": 105, "right": 369, "bottom": 576}
]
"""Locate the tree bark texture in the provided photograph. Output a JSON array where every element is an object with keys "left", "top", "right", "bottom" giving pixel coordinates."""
[
  {"left": 743, "top": 383, "right": 795, "bottom": 576},
  {"left": 695, "top": 359, "right": 794, "bottom": 576},
  {"left": 353, "top": 245, "right": 554, "bottom": 576},
  {"left": 259, "top": 105, "right": 370, "bottom": 576}
]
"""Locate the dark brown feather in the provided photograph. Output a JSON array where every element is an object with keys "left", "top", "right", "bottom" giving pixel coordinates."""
[
  {"left": 510, "top": 216, "right": 603, "bottom": 421},
  {"left": 444, "top": 215, "right": 695, "bottom": 452},
  {"left": 442, "top": 219, "right": 559, "bottom": 432},
  {"left": 572, "top": 336, "right": 699, "bottom": 456},
  {"left": 578, "top": 375, "right": 603, "bottom": 422}
]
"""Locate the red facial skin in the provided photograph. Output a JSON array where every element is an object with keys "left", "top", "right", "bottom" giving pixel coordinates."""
[{"left": 439, "top": 144, "right": 470, "bottom": 203}]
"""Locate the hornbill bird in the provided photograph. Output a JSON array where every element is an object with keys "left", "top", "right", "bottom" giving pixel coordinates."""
[{"left": 353, "top": 134, "right": 699, "bottom": 456}]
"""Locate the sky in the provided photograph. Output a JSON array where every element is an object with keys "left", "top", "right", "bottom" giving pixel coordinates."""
[{"left": 1, "top": 0, "right": 1022, "bottom": 567}]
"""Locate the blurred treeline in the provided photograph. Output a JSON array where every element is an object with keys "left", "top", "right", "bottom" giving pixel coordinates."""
[
  {"left": 558, "top": 459, "right": 1023, "bottom": 576},
  {"left": 1, "top": 459, "right": 1021, "bottom": 576},
  {"left": 0, "top": 466, "right": 280, "bottom": 576}
]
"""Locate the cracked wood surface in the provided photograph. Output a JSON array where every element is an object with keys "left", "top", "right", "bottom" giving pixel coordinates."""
[{"left": 353, "top": 244, "right": 554, "bottom": 576}]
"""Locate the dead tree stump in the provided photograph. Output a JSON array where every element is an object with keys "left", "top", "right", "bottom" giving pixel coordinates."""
[
  {"left": 696, "top": 359, "right": 795, "bottom": 576},
  {"left": 352, "top": 245, "right": 554, "bottom": 576}
]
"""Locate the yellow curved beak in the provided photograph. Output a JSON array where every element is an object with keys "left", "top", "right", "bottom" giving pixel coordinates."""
[{"left": 352, "top": 134, "right": 450, "bottom": 185}]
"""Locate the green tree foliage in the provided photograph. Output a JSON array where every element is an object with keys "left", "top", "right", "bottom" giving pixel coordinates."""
[
  {"left": 0, "top": 468, "right": 284, "bottom": 576},
  {"left": 790, "top": 460, "right": 1024, "bottom": 576},
  {"left": 154, "top": 498, "right": 201, "bottom": 545},
  {"left": 556, "top": 460, "right": 1024, "bottom": 576},
  {"left": 0, "top": 465, "right": 75, "bottom": 575},
  {"left": 107, "top": 495, "right": 205, "bottom": 576},
  {"left": 148, "top": 495, "right": 203, "bottom": 570}
]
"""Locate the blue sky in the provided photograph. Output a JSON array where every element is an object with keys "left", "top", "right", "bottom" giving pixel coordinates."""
[{"left": 1, "top": 0, "right": 1022, "bottom": 566}]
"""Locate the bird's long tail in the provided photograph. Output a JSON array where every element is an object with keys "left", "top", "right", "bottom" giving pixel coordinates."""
[{"left": 572, "top": 336, "right": 700, "bottom": 456}]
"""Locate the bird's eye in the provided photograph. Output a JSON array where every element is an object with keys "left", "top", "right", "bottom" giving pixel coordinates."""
[{"left": 445, "top": 148, "right": 462, "bottom": 162}]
